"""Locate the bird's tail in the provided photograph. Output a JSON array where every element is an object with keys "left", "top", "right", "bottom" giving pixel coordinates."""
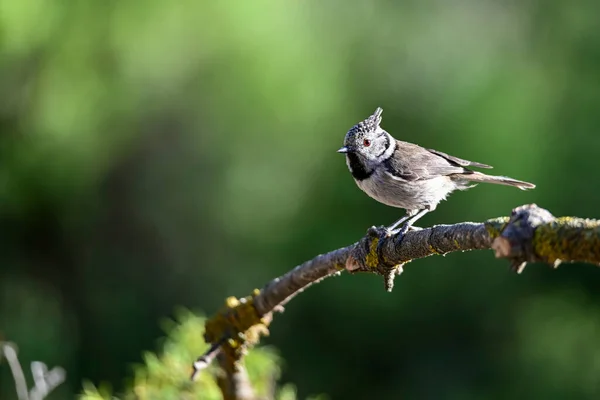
[{"left": 465, "top": 172, "right": 535, "bottom": 190}]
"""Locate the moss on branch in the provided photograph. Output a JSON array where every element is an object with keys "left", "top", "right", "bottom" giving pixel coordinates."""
[{"left": 533, "top": 217, "right": 600, "bottom": 265}]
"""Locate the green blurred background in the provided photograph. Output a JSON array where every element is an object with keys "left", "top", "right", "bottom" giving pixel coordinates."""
[{"left": 2, "top": 0, "right": 600, "bottom": 398}]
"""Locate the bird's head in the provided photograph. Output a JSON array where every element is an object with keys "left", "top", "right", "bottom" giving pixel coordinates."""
[{"left": 338, "top": 107, "right": 392, "bottom": 162}]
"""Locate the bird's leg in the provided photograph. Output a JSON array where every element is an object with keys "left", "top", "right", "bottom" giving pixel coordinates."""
[
  {"left": 368, "top": 211, "right": 419, "bottom": 240},
  {"left": 368, "top": 209, "right": 430, "bottom": 259},
  {"left": 386, "top": 214, "right": 411, "bottom": 233},
  {"left": 368, "top": 208, "right": 430, "bottom": 254},
  {"left": 389, "top": 208, "right": 430, "bottom": 238}
]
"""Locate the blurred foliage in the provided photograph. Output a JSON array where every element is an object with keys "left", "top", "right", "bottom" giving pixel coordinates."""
[
  {"left": 1, "top": 0, "right": 600, "bottom": 398},
  {"left": 78, "top": 310, "right": 310, "bottom": 400}
]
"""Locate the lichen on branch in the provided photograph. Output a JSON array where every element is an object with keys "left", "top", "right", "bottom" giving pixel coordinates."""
[{"left": 491, "top": 204, "right": 600, "bottom": 272}]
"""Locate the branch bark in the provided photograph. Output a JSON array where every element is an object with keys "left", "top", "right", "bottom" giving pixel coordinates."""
[
  {"left": 216, "top": 354, "right": 256, "bottom": 400},
  {"left": 192, "top": 204, "right": 600, "bottom": 398}
]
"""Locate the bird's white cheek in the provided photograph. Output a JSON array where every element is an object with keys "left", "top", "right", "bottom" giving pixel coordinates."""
[
  {"left": 345, "top": 155, "right": 353, "bottom": 173},
  {"left": 381, "top": 133, "right": 396, "bottom": 160}
]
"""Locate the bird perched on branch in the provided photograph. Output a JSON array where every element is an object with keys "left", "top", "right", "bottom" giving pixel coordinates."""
[{"left": 338, "top": 107, "right": 535, "bottom": 239}]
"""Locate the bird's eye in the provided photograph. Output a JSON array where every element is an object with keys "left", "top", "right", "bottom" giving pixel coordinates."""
[{"left": 363, "top": 139, "right": 371, "bottom": 147}]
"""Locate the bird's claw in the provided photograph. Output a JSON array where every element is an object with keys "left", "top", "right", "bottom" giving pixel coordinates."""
[
  {"left": 387, "top": 223, "right": 411, "bottom": 244},
  {"left": 367, "top": 225, "right": 392, "bottom": 239},
  {"left": 367, "top": 222, "right": 414, "bottom": 255},
  {"left": 389, "top": 223, "right": 409, "bottom": 236}
]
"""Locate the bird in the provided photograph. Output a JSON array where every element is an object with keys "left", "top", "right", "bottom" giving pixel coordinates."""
[{"left": 338, "top": 107, "right": 535, "bottom": 238}]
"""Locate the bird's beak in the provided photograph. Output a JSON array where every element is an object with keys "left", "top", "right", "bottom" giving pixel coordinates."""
[{"left": 337, "top": 146, "right": 349, "bottom": 154}]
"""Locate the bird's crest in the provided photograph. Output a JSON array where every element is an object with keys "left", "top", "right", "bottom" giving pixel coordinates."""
[{"left": 347, "top": 107, "right": 383, "bottom": 139}]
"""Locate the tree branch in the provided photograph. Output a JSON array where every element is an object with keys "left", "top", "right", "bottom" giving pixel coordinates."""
[
  {"left": 191, "top": 204, "right": 600, "bottom": 399},
  {"left": 216, "top": 354, "right": 256, "bottom": 400}
]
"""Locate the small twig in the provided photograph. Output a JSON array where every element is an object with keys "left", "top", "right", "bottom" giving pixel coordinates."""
[
  {"left": 1, "top": 341, "right": 66, "bottom": 400},
  {"left": 2, "top": 342, "right": 29, "bottom": 400},
  {"left": 191, "top": 337, "right": 226, "bottom": 380},
  {"left": 29, "top": 362, "right": 66, "bottom": 400}
]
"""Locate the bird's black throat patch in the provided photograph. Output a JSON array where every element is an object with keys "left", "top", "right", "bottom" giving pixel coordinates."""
[{"left": 347, "top": 152, "right": 374, "bottom": 181}]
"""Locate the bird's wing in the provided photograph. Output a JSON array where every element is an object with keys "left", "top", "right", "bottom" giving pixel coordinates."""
[
  {"left": 426, "top": 148, "right": 493, "bottom": 169},
  {"left": 384, "top": 141, "right": 489, "bottom": 181}
]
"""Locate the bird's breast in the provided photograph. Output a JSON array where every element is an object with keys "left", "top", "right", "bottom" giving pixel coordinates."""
[{"left": 355, "top": 169, "right": 456, "bottom": 211}]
